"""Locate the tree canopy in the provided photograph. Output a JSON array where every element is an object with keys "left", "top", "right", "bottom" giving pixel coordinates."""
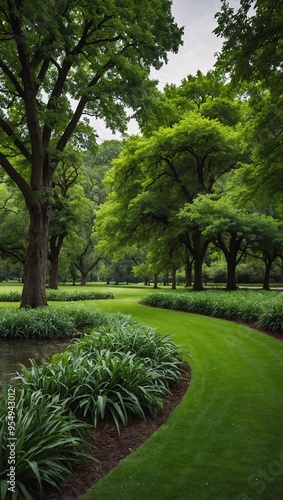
[{"left": 0, "top": 0, "right": 183, "bottom": 306}]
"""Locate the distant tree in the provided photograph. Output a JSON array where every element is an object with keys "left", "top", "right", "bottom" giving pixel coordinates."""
[{"left": 96, "top": 105, "right": 243, "bottom": 290}]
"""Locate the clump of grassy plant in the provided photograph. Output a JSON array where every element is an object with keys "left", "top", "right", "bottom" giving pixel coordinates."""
[
  {"left": 257, "top": 300, "right": 283, "bottom": 332},
  {"left": 0, "top": 290, "right": 22, "bottom": 302},
  {"left": 46, "top": 289, "right": 115, "bottom": 301},
  {"left": 16, "top": 317, "right": 184, "bottom": 432},
  {"left": 0, "top": 387, "right": 94, "bottom": 500},
  {"left": 0, "top": 290, "right": 115, "bottom": 302},
  {"left": 142, "top": 290, "right": 283, "bottom": 332},
  {"left": 0, "top": 306, "right": 107, "bottom": 339}
]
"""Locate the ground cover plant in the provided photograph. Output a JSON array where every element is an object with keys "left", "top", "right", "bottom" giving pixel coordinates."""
[
  {"left": 0, "top": 388, "right": 93, "bottom": 500},
  {"left": 142, "top": 290, "right": 283, "bottom": 332},
  {"left": 0, "top": 306, "right": 108, "bottom": 339},
  {"left": 0, "top": 290, "right": 115, "bottom": 302},
  {"left": 16, "top": 316, "right": 184, "bottom": 433}
]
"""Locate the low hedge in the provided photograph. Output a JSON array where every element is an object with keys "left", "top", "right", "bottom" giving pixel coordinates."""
[
  {"left": 142, "top": 290, "right": 283, "bottom": 333},
  {"left": 0, "top": 306, "right": 108, "bottom": 339},
  {"left": 0, "top": 290, "right": 115, "bottom": 302}
]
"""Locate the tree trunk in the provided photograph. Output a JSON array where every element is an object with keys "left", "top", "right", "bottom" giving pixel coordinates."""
[
  {"left": 153, "top": 274, "right": 158, "bottom": 289},
  {"left": 226, "top": 256, "right": 237, "bottom": 291},
  {"left": 49, "top": 255, "right": 59, "bottom": 290},
  {"left": 185, "top": 253, "right": 193, "bottom": 287},
  {"left": 263, "top": 258, "right": 272, "bottom": 291},
  {"left": 192, "top": 231, "right": 204, "bottom": 291},
  {"left": 20, "top": 206, "right": 50, "bottom": 307},
  {"left": 171, "top": 266, "right": 176, "bottom": 290},
  {"left": 48, "top": 233, "right": 66, "bottom": 289},
  {"left": 80, "top": 271, "right": 88, "bottom": 286}
]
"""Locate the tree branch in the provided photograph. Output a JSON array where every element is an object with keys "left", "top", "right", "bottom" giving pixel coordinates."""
[
  {"left": 0, "top": 60, "right": 24, "bottom": 97},
  {"left": 0, "top": 117, "right": 31, "bottom": 160},
  {"left": 0, "top": 152, "right": 36, "bottom": 207}
]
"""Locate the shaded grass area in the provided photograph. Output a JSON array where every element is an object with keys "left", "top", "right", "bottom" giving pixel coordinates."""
[{"left": 80, "top": 291, "right": 283, "bottom": 500}]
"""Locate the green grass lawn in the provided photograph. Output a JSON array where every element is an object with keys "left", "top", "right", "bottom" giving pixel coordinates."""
[
  {"left": 1, "top": 283, "right": 283, "bottom": 499},
  {"left": 81, "top": 286, "right": 283, "bottom": 500}
]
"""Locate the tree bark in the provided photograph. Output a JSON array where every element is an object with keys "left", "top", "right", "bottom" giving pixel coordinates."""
[
  {"left": 226, "top": 256, "right": 237, "bottom": 291},
  {"left": 192, "top": 231, "right": 205, "bottom": 291},
  {"left": 263, "top": 258, "right": 272, "bottom": 291},
  {"left": 171, "top": 266, "right": 177, "bottom": 290},
  {"left": 20, "top": 205, "right": 50, "bottom": 307},
  {"left": 81, "top": 271, "right": 88, "bottom": 286},
  {"left": 49, "top": 255, "right": 59, "bottom": 290},
  {"left": 185, "top": 252, "right": 193, "bottom": 287},
  {"left": 48, "top": 234, "right": 65, "bottom": 289},
  {"left": 153, "top": 274, "right": 158, "bottom": 289}
]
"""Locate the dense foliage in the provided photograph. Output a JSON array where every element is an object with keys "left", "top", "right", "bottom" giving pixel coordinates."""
[
  {"left": 0, "top": 388, "right": 92, "bottom": 500},
  {"left": 0, "top": 306, "right": 106, "bottom": 339},
  {"left": 16, "top": 314, "right": 184, "bottom": 431},
  {"left": 143, "top": 291, "right": 283, "bottom": 333},
  {"left": 0, "top": 289, "right": 115, "bottom": 302}
]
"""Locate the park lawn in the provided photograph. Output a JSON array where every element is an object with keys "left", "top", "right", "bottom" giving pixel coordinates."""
[
  {"left": 0, "top": 283, "right": 282, "bottom": 498},
  {"left": 80, "top": 292, "right": 283, "bottom": 500}
]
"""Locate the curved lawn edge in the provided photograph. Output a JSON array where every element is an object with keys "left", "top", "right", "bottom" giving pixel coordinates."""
[
  {"left": 79, "top": 303, "right": 283, "bottom": 500},
  {"left": 141, "top": 290, "right": 283, "bottom": 337},
  {"left": 138, "top": 300, "right": 283, "bottom": 343}
]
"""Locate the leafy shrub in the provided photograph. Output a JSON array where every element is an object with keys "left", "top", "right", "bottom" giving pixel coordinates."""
[
  {"left": 142, "top": 291, "right": 283, "bottom": 332},
  {"left": 76, "top": 323, "right": 183, "bottom": 382},
  {"left": 257, "top": 300, "right": 283, "bottom": 332},
  {"left": 46, "top": 290, "right": 115, "bottom": 301},
  {"left": 0, "top": 387, "right": 93, "bottom": 500},
  {"left": 0, "top": 291, "right": 21, "bottom": 302},
  {"left": 0, "top": 290, "right": 115, "bottom": 302},
  {"left": 0, "top": 306, "right": 106, "bottom": 339},
  {"left": 16, "top": 318, "right": 184, "bottom": 432}
]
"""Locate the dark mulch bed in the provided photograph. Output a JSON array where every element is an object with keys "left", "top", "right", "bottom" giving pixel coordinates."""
[{"left": 47, "top": 363, "right": 191, "bottom": 500}]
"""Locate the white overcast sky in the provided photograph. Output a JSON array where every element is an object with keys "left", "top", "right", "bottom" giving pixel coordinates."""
[{"left": 95, "top": 0, "right": 240, "bottom": 140}]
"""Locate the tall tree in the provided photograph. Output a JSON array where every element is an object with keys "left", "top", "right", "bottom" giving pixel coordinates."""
[
  {"left": 96, "top": 109, "right": 242, "bottom": 290},
  {"left": 0, "top": 0, "right": 182, "bottom": 307}
]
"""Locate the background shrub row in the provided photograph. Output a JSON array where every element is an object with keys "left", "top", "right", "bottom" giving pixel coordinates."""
[
  {"left": 142, "top": 291, "right": 283, "bottom": 332},
  {"left": 0, "top": 289, "right": 115, "bottom": 302}
]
